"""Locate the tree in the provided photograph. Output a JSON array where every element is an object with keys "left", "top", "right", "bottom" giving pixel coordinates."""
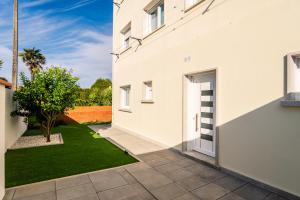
[
  {"left": 0, "top": 59, "right": 3, "bottom": 68},
  {"left": 13, "top": 67, "right": 79, "bottom": 142},
  {"left": 91, "top": 78, "right": 112, "bottom": 91},
  {"left": 75, "top": 78, "right": 112, "bottom": 106},
  {"left": 19, "top": 48, "right": 46, "bottom": 80},
  {"left": 101, "top": 86, "right": 112, "bottom": 106},
  {"left": 12, "top": 0, "right": 18, "bottom": 91}
]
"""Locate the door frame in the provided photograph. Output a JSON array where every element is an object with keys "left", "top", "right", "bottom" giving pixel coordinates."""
[{"left": 182, "top": 69, "right": 219, "bottom": 160}]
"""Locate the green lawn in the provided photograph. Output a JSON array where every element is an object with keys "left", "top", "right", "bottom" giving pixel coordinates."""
[{"left": 5, "top": 124, "right": 138, "bottom": 187}]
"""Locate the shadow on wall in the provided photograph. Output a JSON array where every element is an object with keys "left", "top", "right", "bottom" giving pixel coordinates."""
[{"left": 217, "top": 97, "right": 300, "bottom": 197}]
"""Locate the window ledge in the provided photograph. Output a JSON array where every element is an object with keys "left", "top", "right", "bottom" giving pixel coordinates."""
[
  {"left": 120, "top": 46, "right": 132, "bottom": 55},
  {"left": 184, "top": 0, "right": 205, "bottom": 13},
  {"left": 141, "top": 100, "right": 154, "bottom": 104},
  {"left": 143, "top": 24, "right": 165, "bottom": 40},
  {"left": 281, "top": 93, "right": 300, "bottom": 107},
  {"left": 118, "top": 108, "right": 132, "bottom": 113}
]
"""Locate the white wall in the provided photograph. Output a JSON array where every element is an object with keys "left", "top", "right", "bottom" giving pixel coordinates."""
[
  {"left": 5, "top": 89, "right": 27, "bottom": 150},
  {"left": 112, "top": 0, "right": 300, "bottom": 196},
  {"left": 0, "top": 85, "right": 5, "bottom": 199},
  {"left": 0, "top": 85, "right": 27, "bottom": 198}
]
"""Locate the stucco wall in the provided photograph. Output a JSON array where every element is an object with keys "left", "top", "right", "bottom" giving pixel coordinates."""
[
  {"left": 112, "top": 0, "right": 300, "bottom": 196},
  {"left": 0, "top": 85, "right": 5, "bottom": 199},
  {"left": 5, "top": 89, "right": 27, "bottom": 150}
]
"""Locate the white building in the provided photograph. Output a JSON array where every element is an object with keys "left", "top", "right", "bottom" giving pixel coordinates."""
[{"left": 112, "top": 0, "right": 300, "bottom": 197}]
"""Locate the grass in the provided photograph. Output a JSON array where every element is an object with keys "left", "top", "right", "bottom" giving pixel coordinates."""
[
  {"left": 80, "top": 121, "right": 111, "bottom": 126},
  {"left": 5, "top": 124, "right": 138, "bottom": 187}
]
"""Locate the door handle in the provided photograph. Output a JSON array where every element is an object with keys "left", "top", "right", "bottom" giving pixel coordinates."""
[{"left": 195, "top": 113, "right": 198, "bottom": 132}]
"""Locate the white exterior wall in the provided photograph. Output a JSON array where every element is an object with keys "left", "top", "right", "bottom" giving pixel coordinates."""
[
  {"left": 0, "top": 85, "right": 27, "bottom": 198},
  {"left": 112, "top": 0, "right": 300, "bottom": 196},
  {"left": 0, "top": 85, "right": 5, "bottom": 199},
  {"left": 4, "top": 89, "right": 27, "bottom": 150}
]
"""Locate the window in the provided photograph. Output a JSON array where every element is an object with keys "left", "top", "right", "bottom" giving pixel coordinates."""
[
  {"left": 185, "top": 0, "right": 203, "bottom": 10},
  {"left": 143, "top": 81, "right": 153, "bottom": 101},
  {"left": 121, "top": 23, "right": 131, "bottom": 49},
  {"left": 120, "top": 85, "right": 131, "bottom": 109},
  {"left": 145, "top": 1, "right": 164, "bottom": 34}
]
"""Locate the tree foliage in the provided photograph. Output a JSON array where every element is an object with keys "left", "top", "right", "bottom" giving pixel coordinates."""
[
  {"left": 13, "top": 67, "right": 79, "bottom": 142},
  {"left": 0, "top": 59, "right": 3, "bottom": 68},
  {"left": 76, "top": 78, "right": 112, "bottom": 106},
  {"left": 19, "top": 48, "right": 46, "bottom": 80}
]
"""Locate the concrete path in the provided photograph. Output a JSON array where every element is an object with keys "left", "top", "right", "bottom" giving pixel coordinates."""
[{"left": 3, "top": 126, "right": 289, "bottom": 200}]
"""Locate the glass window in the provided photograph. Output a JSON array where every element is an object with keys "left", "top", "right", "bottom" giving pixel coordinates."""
[
  {"left": 121, "top": 23, "right": 131, "bottom": 49},
  {"left": 120, "top": 86, "right": 130, "bottom": 108},
  {"left": 143, "top": 81, "right": 153, "bottom": 100},
  {"left": 146, "top": 1, "right": 164, "bottom": 34}
]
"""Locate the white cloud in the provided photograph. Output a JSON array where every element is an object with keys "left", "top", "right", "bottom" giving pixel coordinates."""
[
  {"left": 47, "top": 31, "right": 112, "bottom": 88},
  {"left": 60, "top": 0, "right": 97, "bottom": 12},
  {"left": 21, "top": 0, "right": 54, "bottom": 8},
  {"left": 0, "top": 0, "right": 112, "bottom": 88}
]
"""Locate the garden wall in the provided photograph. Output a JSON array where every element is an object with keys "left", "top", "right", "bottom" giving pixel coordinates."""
[
  {"left": 61, "top": 106, "right": 112, "bottom": 123},
  {"left": 0, "top": 82, "right": 27, "bottom": 199}
]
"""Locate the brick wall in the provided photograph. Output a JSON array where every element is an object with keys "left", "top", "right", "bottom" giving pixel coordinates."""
[{"left": 62, "top": 106, "right": 112, "bottom": 123}]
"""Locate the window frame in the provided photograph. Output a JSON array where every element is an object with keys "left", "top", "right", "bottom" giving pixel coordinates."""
[
  {"left": 120, "top": 85, "right": 131, "bottom": 111},
  {"left": 144, "top": 0, "right": 165, "bottom": 36},
  {"left": 120, "top": 23, "right": 131, "bottom": 51},
  {"left": 142, "top": 81, "right": 154, "bottom": 103}
]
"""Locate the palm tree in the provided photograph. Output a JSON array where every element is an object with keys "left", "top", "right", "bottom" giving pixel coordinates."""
[
  {"left": 12, "top": 0, "right": 18, "bottom": 91},
  {"left": 19, "top": 48, "right": 46, "bottom": 80}
]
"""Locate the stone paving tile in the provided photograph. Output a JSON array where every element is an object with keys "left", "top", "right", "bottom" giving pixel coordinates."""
[
  {"left": 71, "top": 193, "right": 99, "bottom": 200},
  {"left": 192, "top": 183, "right": 229, "bottom": 200},
  {"left": 176, "top": 175, "right": 208, "bottom": 191},
  {"left": 163, "top": 168, "right": 194, "bottom": 181},
  {"left": 197, "top": 168, "right": 226, "bottom": 182},
  {"left": 118, "top": 168, "right": 138, "bottom": 184},
  {"left": 184, "top": 163, "right": 212, "bottom": 175},
  {"left": 130, "top": 183, "right": 156, "bottom": 200},
  {"left": 97, "top": 184, "right": 141, "bottom": 200},
  {"left": 155, "top": 151, "right": 186, "bottom": 162},
  {"left": 125, "top": 162, "right": 152, "bottom": 173},
  {"left": 14, "top": 191, "right": 56, "bottom": 200},
  {"left": 150, "top": 183, "right": 187, "bottom": 200},
  {"left": 214, "top": 176, "right": 246, "bottom": 191},
  {"left": 234, "top": 183, "right": 270, "bottom": 200},
  {"left": 3, "top": 188, "right": 15, "bottom": 200},
  {"left": 56, "top": 174, "right": 91, "bottom": 190},
  {"left": 175, "top": 158, "right": 198, "bottom": 168},
  {"left": 218, "top": 193, "right": 247, "bottom": 200},
  {"left": 145, "top": 158, "right": 172, "bottom": 167},
  {"left": 138, "top": 153, "right": 163, "bottom": 162},
  {"left": 56, "top": 183, "right": 96, "bottom": 200},
  {"left": 13, "top": 181, "right": 55, "bottom": 199},
  {"left": 264, "top": 193, "right": 289, "bottom": 200},
  {"left": 129, "top": 168, "right": 173, "bottom": 190},
  {"left": 173, "top": 193, "right": 201, "bottom": 200},
  {"left": 154, "top": 162, "right": 183, "bottom": 173},
  {"left": 88, "top": 170, "right": 128, "bottom": 192}
]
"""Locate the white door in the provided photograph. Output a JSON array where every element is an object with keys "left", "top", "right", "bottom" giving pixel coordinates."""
[{"left": 191, "top": 73, "right": 216, "bottom": 157}]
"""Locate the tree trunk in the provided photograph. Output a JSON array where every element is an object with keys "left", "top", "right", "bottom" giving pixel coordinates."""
[
  {"left": 12, "top": 0, "right": 18, "bottom": 91},
  {"left": 46, "top": 124, "right": 51, "bottom": 142}
]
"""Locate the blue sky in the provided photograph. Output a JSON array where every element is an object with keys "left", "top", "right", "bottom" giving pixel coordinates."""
[{"left": 0, "top": 0, "right": 113, "bottom": 88}]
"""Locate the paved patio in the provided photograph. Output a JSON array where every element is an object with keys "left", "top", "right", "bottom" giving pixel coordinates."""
[{"left": 3, "top": 126, "right": 290, "bottom": 200}]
